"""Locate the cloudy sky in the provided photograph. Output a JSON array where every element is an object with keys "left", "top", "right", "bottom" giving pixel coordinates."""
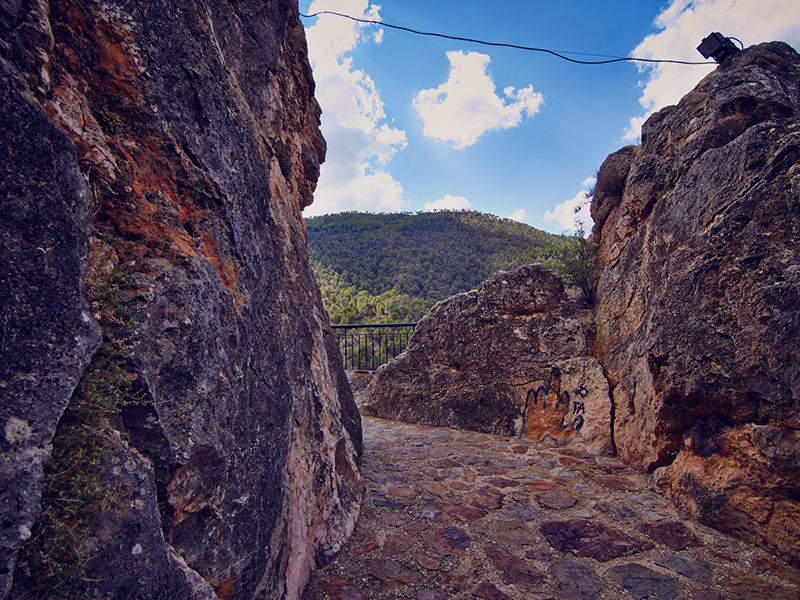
[{"left": 300, "top": 0, "right": 800, "bottom": 234}]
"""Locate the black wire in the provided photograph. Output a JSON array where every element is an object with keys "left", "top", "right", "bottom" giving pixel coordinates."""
[{"left": 300, "top": 10, "right": 716, "bottom": 66}]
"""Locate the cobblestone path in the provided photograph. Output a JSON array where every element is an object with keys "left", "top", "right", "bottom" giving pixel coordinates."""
[{"left": 304, "top": 417, "right": 800, "bottom": 600}]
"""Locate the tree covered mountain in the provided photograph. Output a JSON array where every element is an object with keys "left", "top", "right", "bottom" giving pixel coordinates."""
[{"left": 305, "top": 211, "right": 570, "bottom": 323}]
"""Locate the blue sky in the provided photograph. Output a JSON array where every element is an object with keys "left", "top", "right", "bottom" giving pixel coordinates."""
[{"left": 300, "top": 0, "right": 800, "bottom": 234}]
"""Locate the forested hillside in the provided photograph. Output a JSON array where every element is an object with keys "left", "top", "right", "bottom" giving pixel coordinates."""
[{"left": 305, "top": 211, "right": 569, "bottom": 323}]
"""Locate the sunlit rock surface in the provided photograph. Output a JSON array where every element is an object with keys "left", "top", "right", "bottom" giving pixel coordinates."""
[
  {"left": 362, "top": 265, "right": 613, "bottom": 456},
  {"left": 593, "top": 41, "right": 800, "bottom": 566}
]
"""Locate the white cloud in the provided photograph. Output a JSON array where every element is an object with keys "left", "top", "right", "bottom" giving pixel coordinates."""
[
  {"left": 625, "top": 0, "right": 800, "bottom": 141},
  {"left": 506, "top": 209, "right": 527, "bottom": 222},
  {"left": 413, "top": 51, "right": 544, "bottom": 149},
  {"left": 304, "top": 0, "right": 408, "bottom": 215},
  {"left": 424, "top": 195, "right": 472, "bottom": 212},
  {"left": 544, "top": 188, "right": 593, "bottom": 234}
]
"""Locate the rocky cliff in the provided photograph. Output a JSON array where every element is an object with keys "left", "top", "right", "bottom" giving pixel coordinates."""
[
  {"left": 362, "top": 42, "right": 800, "bottom": 567},
  {"left": 593, "top": 41, "right": 800, "bottom": 566},
  {"left": 0, "top": 1, "right": 361, "bottom": 599}
]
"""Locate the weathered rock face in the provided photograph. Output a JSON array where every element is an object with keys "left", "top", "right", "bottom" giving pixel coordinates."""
[
  {"left": 1, "top": 1, "right": 361, "bottom": 599},
  {"left": 362, "top": 265, "right": 613, "bottom": 455},
  {"left": 592, "top": 42, "right": 800, "bottom": 565},
  {"left": 0, "top": 57, "right": 102, "bottom": 598}
]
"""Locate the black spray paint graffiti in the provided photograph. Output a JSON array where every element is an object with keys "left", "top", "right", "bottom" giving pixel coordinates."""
[{"left": 521, "top": 367, "right": 586, "bottom": 435}]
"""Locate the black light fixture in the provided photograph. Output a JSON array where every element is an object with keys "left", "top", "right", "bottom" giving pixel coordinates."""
[{"left": 697, "top": 32, "right": 741, "bottom": 63}]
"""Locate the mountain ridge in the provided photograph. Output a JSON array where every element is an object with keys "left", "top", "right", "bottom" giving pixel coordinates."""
[{"left": 305, "top": 210, "right": 570, "bottom": 323}]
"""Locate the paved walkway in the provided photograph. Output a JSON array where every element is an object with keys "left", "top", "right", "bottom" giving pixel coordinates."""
[{"left": 304, "top": 417, "right": 800, "bottom": 600}]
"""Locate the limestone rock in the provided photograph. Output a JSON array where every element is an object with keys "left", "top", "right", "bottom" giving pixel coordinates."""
[
  {"left": 1, "top": 1, "right": 361, "bottom": 598},
  {"left": 592, "top": 42, "right": 800, "bottom": 565},
  {"left": 0, "top": 57, "right": 101, "bottom": 597},
  {"left": 362, "top": 265, "right": 613, "bottom": 455}
]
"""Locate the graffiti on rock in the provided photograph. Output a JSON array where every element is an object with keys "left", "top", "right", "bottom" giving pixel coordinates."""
[{"left": 521, "top": 367, "right": 586, "bottom": 440}]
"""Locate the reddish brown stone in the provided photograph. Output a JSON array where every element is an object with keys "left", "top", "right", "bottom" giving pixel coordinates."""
[
  {"left": 419, "top": 481, "right": 451, "bottom": 498},
  {"left": 388, "top": 483, "right": 418, "bottom": 498},
  {"left": 365, "top": 558, "right": 423, "bottom": 585},
  {"left": 484, "top": 546, "right": 544, "bottom": 586},
  {"left": 752, "top": 557, "right": 800, "bottom": 585},
  {"left": 417, "top": 589, "right": 448, "bottom": 600},
  {"left": 317, "top": 576, "right": 366, "bottom": 600},
  {"left": 433, "top": 503, "right": 488, "bottom": 523},
  {"left": 405, "top": 521, "right": 430, "bottom": 534},
  {"left": 477, "top": 467, "right": 505, "bottom": 476},
  {"left": 638, "top": 521, "right": 699, "bottom": 551},
  {"left": 383, "top": 534, "right": 415, "bottom": 556},
  {"left": 422, "top": 526, "right": 471, "bottom": 555},
  {"left": 524, "top": 481, "right": 557, "bottom": 492},
  {"left": 351, "top": 529, "right": 380, "bottom": 555},
  {"left": 382, "top": 513, "right": 410, "bottom": 527},
  {"left": 560, "top": 456, "right": 589, "bottom": 466},
  {"left": 595, "top": 475, "right": 636, "bottom": 491},
  {"left": 473, "top": 582, "right": 513, "bottom": 600},
  {"left": 512, "top": 445, "right": 530, "bottom": 454},
  {"left": 463, "top": 466, "right": 477, "bottom": 483},
  {"left": 540, "top": 520, "right": 654, "bottom": 561},
  {"left": 360, "top": 503, "right": 379, "bottom": 520},
  {"left": 418, "top": 554, "right": 441, "bottom": 570},
  {"left": 430, "top": 458, "right": 461, "bottom": 468},
  {"left": 450, "top": 482, "right": 475, "bottom": 492},
  {"left": 486, "top": 477, "right": 518, "bottom": 489},
  {"left": 724, "top": 573, "right": 800, "bottom": 600},
  {"left": 400, "top": 471, "right": 428, "bottom": 482},
  {"left": 536, "top": 489, "right": 579, "bottom": 509},
  {"left": 468, "top": 485, "right": 505, "bottom": 510}
]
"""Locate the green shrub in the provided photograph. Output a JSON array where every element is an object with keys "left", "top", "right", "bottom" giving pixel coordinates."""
[{"left": 557, "top": 222, "right": 597, "bottom": 305}]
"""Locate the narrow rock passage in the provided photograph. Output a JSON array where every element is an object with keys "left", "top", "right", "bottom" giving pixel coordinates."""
[{"left": 304, "top": 418, "right": 800, "bottom": 600}]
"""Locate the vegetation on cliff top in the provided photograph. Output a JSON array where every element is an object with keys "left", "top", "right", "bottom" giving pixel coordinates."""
[{"left": 305, "top": 210, "right": 571, "bottom": 323}]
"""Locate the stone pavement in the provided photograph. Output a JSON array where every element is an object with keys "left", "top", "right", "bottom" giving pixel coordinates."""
[{"left": 303, "top": 417, "right": 800, "bottom": 600}]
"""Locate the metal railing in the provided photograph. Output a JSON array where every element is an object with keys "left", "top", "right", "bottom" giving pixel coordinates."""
[{"left": 331, "top": 323, "right": 417, "bottom": 371}]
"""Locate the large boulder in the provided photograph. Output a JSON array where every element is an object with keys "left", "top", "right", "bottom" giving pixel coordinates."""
[
  {"left": 362, "top": 265, "right": 613, "bottom": 455},
  {"left": 0, "top": 1, "right": 361, "bottom": 598},
  {"left": 592, "top": 42, "right": 800, "bottom": 565}
]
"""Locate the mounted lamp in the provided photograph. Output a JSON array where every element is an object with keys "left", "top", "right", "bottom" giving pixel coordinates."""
[{"left": 697, "top": 32, "right": 741, "bottom": 63}]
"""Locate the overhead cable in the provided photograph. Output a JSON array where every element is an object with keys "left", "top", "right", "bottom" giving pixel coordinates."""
[{"left": 300, "top": 10, "right": 716, "bottom": 66}]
